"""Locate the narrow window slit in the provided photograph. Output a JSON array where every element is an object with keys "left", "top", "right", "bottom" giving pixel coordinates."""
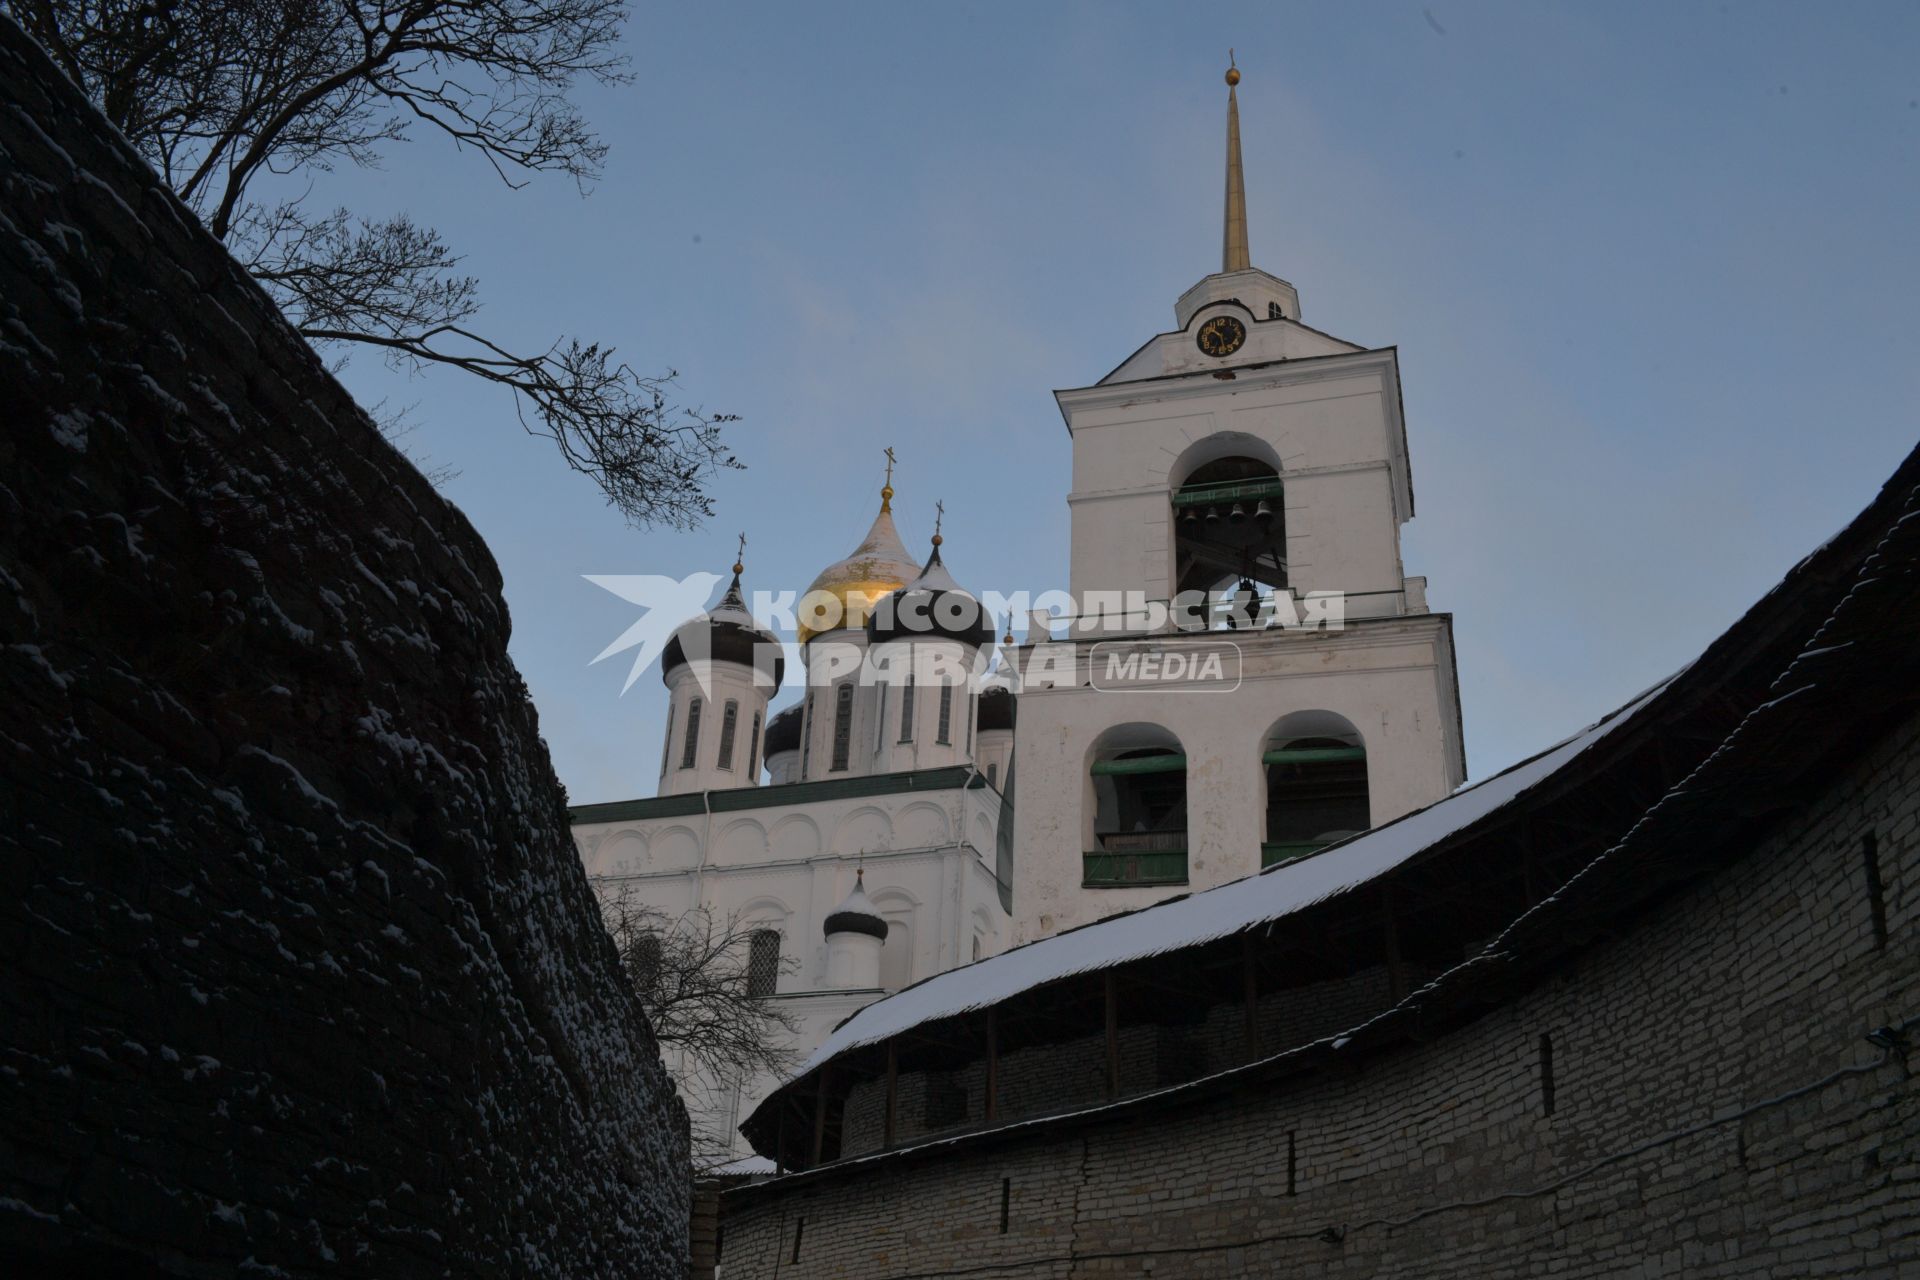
[
  {"left": 679, "top": 697, "right": 703, "bottom": 770},
  {"left": 999, "top": 1177, "right": 1011, "bottom": 1233},
  {"left": 1539, "top": 1032, "right": 1557, "bottom": 1117},
  {"left": 830, "top": 682, "right": 854, "bottom": 772},
  {"left": 1864, "top": 830, "right": 1887, "bottom": 949}
]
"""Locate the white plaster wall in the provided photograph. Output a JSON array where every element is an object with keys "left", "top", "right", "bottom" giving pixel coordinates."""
[
  {"left": 765, "top": 747, "right": 799, "bottom": 786},
  {"left": 660, "top": 660, "right": 774, "bottom": 796},
  {"left": 575, "top": 778, "right": 1011, "bottom": 1161},
  {"left": 1063, "top": 356, "right": 1413, "bottom": 623},
  {"left": 799, "top": 631, "right": 871, "bottom": 781},
  {"left": 868, "top": 639, "right": 986, "bottom": 775},
  {"left": 1008, "top": 616, "right": 1462, "bottom": 943},
  {"left": 975, "top": 728, "right": 1014, "bottom": 791}
]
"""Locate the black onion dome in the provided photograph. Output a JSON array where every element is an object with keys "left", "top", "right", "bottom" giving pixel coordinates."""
[
  {"left": 660, "top": 572, "right": 786, "bottom": 687},
  {"left": 763, "top": 704, "right": 803, "bottom": 757},
  {"left": 865, "top": 544, "right": 993, "bottom": 649},
  {"left": 822, "top": 872, "right": 888, "bottom": 941},
  {"left": 977, "top": 685, "right": 1016, "bottom": 731}
]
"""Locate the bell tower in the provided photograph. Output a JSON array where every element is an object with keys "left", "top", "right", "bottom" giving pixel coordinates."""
[{"left": 1010, "top": 59, "right": 1466, "bottom": 944}]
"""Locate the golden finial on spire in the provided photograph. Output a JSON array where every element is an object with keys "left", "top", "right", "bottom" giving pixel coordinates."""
[
  {"left": 881, "top": 446, "right": 897, "bottom": 512},
  {"left": 733, "top": 531, "right": 746, "bottom": 576},
  {"left": 931, "top": 498, "right": 945, "bottom": 547},
  {"left": 1222, "top": 51, "right": 1250, "bottom": 272},
  {"left": 1003, "top": 610, "right": 1015, "bottom": 647}
]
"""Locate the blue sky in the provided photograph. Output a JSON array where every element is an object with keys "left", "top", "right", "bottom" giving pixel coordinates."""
[{"left": 321, "top": 2, "right": 1919, "bottom": 804}]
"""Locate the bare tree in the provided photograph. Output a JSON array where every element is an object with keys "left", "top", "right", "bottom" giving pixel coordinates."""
[
  {"left": 598, "top": 884, "right": 800, "bottom": 1169},
  {"left": 9, "top": 0, "right": 739, "bottom": 526}
]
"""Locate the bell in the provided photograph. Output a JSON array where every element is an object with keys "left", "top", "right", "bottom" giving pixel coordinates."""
[
  {"left": 1204, "top": 505, "right": 1221, "bottom": 523},
  {"left": 1254, "top": 499, "right": 1274, "bottom": 522},
  {"left": 1229, "top": 502, "right": 1248, "bottom": 523},
  {"left": 1182, "top": 506, "right": 1198, "bottom": 525}
]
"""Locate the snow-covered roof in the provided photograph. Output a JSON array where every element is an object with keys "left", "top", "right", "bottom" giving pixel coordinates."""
[
  {"left": 785, "top": 675, "right": 1673, "bottom": 1080},
  {"left": 702, "top": 1154, "right": 777, "bottom": 1178}
]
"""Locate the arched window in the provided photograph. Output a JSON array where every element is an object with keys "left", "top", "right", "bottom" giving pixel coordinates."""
[
  {"left": 830, "top": 682, "right": 854, "bottom": 772},
  {"left": 881, "top": 918, "right": 912, "bottom": 991},
  {"left": 747, "top": 711, "right": 762, "bottom": 779},
  {"left": 1262, "top": 711, "right": 1369, "bottom": 867},
  {"left": 746, "top": 930, "right": 781, "bottom": 998},
  {"left": 1170, "top": 440, "right": 1286, "bottom": 631},
  {"left": 717, "top": 699, "right": 739, "bottom": 771},
  {"left": 679, "top": 697, "right": 703, "bottom": 770},
  {"left": 899, "top": 672, "right": 915, "bottom": 742},
  {"left": 1085, "top": 724, "right": 1188, "bottom": 887},
  {"left": 936, "top": 684, "right": 954, "bottom": 745}
]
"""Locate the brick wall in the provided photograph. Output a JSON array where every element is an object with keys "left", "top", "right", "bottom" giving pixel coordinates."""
[
  {"left": 0, "top": 17, "right": 688, "bottom": 1274},
  {"left": 721, "top": 709, "right": 1919, "bottom": 1276}
]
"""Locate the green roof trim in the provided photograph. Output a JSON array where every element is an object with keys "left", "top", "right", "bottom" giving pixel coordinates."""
[
  {"left": 1262, "top": 746, "right": 1365, "bottom": 765},
  {"left": 569, "top": 765, "right": 986, "bottom": 826},
  {"left": 1090, "top": 754, "right": 1188, "bottom": 776},
  {"left": 1170, "top": 477, "right": 1286, "bottom": 507}
]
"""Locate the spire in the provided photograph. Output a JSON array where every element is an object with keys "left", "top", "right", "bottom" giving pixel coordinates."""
[
  {"left": 1222, "top": 52, "right": 1250, "bottom": 274},
  {"left": 881, "top": 446, "right": 897, "bottom": 513},
  {"left": 909, "top": 500, "right": 962, "bottom": 591},
  {"left": 717, "top": 532, "right": 748, "bottom": 615}
]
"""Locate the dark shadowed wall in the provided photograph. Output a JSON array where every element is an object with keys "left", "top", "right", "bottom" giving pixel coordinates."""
[{"left": 0, "top": 18, "right": 687, "bottom": 1276}]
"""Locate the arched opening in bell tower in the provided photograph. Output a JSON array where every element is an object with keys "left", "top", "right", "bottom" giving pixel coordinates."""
[
  {"left": 1169, "top": 434, "right": 1287, "bottom": 630},
  {"left": 1261, "top": 710, "right": 1369, "bottom": 868},
  {"left": 1084, "top": 723, "right": 1189, "bottom": 887}
]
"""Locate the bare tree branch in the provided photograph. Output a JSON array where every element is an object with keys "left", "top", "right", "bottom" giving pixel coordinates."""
[
  {"left": 8, "top": 0, "right": 739, "bottom": 525},
  {"left": 597, "top": 885, "right": 801, "bottom": 1169}
]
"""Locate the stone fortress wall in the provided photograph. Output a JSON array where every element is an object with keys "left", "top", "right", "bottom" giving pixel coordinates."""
[
  {"left": 0, "top": 18, "right": 689, "bottom": 1274},
  {"left": 721, "top": 708, "right": 1919, "bottom": 1277}
]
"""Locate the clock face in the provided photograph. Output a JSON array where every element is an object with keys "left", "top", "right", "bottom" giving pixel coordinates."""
[{"left": 1196, "top": 314, "right": 1247, "bottom": 358}]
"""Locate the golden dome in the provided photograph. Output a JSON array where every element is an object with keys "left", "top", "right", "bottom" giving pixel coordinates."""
[{"left": 797, "top": 492, "right": 921, "bottom": 644}]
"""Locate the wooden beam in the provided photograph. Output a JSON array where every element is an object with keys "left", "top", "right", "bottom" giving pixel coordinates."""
[
  {"left": 810, "top": 1066, "right": 831, "bottom": 1166},
  {"left": 1520, "top": 826, "right": 1540, "bottom": 907},
  {"left": 883, "top": 1041, "right": 897, "bottom": 1147},
  {"left": 985, "top": 1008, "right": 1000, "bottom": 1124},
  {"left": 1242, "top": 932, "right": 1259, "bottom": 1060},
  {"left": 893, "top": 1025, "right": 978, "bottom": 1056},
  {"left": 1103, "top": 972, "right": 1120, "bottom": 1099},
  {"left": 1382, "top": 883, "right": 1406, "bottom": 1001}
]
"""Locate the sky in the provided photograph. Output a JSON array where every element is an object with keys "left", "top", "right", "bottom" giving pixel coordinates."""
[{"left": 317, "top": 2, "right": 1920, "bottom": 805}]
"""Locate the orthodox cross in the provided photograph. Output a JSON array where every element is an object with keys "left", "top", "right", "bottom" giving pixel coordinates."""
[{"left": 884, "top": 446, "right": 896, "bottom": 488}]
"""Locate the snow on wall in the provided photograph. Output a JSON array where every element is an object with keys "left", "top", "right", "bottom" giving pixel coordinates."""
[
  {"left": 784, "top": 678, "right": 1671, "bottom": 1083},
  {"left": 0, "top": 18, "right": 687, "bottom": 1275}
]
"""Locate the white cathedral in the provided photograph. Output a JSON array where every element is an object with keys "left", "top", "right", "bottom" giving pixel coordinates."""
[{"left": 570, "top": 64, "right": 1466, "bottom": 1166}]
